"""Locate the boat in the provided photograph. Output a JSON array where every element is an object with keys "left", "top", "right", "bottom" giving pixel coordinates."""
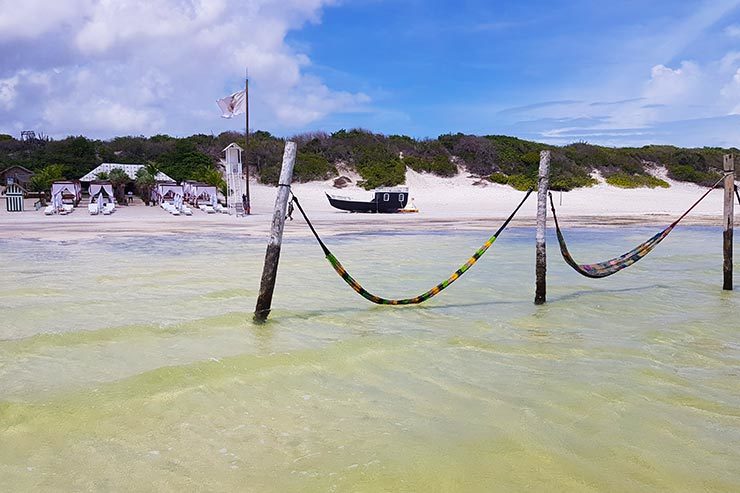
[{"left": 326, "top": 187, "right": 410, "bottom": 213}]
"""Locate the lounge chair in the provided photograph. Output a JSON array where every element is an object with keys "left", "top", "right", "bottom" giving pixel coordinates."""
[
  {"left": 88, "top": 203, "right": 99, "bottom": 215},
  {"left": 44, "top": 205, "right": 56, "bottom": 215},
  {"left": 102, "top": 203, "right": 115, "bottom": 215}
]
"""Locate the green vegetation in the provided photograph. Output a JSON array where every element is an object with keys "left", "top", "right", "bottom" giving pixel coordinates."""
[
  {"left": 108, "top": 168, "right": 129, "bottom": 203},
  {"left": 294, "top": 152, "right": 336, "bottom": 182},
  {"left": 403, "top": 154, "right": 456, "bottom": 177},
  {"left": 28, "top": 165, "right": 65, "bottom": 193},
  {"left": 506, "top": 174, "right": 537, "bottom": 191},
  {"left": 605, "top": 173, "right": 670, "bottom": 189},
  {"left": 191, "top": 166, "right": 227, "bottom": 196},
  {"left": 488, "top": 172, "right": 509, "bottom": 184},
  {"left": 0, "top": 130, "right": 735, "bottom": 193},
  {"left": 135, "top": 166, "right": 157, "bottom": 205}
]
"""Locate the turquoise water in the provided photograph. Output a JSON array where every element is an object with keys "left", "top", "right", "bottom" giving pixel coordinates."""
[{"left": 0, "top": 227, "right": 739, "bottom": 491}]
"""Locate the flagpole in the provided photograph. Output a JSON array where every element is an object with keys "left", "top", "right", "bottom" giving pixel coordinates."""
[{"left": 244, "top": 67, "right": 251, "bottom": 215}]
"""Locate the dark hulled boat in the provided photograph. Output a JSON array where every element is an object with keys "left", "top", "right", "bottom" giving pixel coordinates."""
[{"left": 326, "top": 187, "right": 409, "bottom": 213}]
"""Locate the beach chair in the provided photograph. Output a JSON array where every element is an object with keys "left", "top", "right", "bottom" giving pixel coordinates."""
[
  {"left": 44, "top": 205, "right": 56, "bottom": 215},
  {"left": 102, "top": 203, "right": 115, "bottom": 215},
  {"left": 88, "top": 203, "right": 99, "bottom": 215}
]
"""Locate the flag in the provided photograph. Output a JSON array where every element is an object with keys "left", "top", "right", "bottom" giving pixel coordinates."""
[{"left": 216, "top": 90, "right": 246, "bottom": 118}]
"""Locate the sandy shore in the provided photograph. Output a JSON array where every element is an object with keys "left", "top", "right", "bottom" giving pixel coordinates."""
[{"left": 1, "top": 168, "right": 737, "bottom": 241}]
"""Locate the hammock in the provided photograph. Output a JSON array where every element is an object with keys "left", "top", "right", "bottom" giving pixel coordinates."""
[
  {"left": 549, "top": 175, "right": 725, "bottom": 278},
  {"left": 292, "top": 190, "right": 533, "bottom": 305}
]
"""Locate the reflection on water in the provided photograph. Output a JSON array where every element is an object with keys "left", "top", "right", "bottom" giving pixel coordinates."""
[{"left": 0, "top": 228, "right": 739, "bottom": 491}]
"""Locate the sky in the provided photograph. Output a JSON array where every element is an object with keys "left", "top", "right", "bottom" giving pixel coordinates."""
[{"left": 1, "top": 0, "right": 740, "bottom": 147}]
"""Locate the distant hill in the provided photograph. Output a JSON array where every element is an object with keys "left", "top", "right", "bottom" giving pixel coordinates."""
[{"left": 0, "top": 130, "right": 736, "bottom": 192}]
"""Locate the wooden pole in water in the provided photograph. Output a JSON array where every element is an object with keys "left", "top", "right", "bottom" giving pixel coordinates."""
[
  {"left": 535, "top": 150, "right": 550, "bottom": 305},
  {"left": 254, "top": 141, "right": 297, "bottom": 321},
  {"left": 723, "top": 154, "right": 735, "bottom": 291}
]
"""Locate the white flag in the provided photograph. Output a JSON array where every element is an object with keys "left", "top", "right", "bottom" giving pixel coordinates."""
[{"left": 217, "top": 90, "right": 246, "bottom": 118}]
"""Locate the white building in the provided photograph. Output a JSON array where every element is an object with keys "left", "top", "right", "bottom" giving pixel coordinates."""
[
  {"left": 220, "top": 143, "right": 246, "bottom": 215},
  {"left": 79, "top": 163, "right": 174, "bottom": 182}
]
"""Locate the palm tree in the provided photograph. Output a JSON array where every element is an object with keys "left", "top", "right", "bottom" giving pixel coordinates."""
[
  {"left": 108, "top": 168, "right": 129, "bottom": 204},
  {"left": 95, "top": 171, "right": 109, "bottom": 181},
  {"left": 192, "top": 167, "right": 227, "bottom": 197},
  {"left": 135, "top": 167, "right": 156, "bottom": 205}
]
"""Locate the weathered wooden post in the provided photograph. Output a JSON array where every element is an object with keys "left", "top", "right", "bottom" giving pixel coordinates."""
[
  {"left": 535, "top": 150, "right": 550, "bottom": 305},
  {"left": 254, "top": 141, "right": 297, "bottom": 321},
  {"left": 723, "top": 154, "right": 735, "bottom": 291}
]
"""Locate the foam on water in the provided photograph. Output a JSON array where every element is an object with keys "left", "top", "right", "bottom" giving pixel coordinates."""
[{"left": 1, "top": 228, "right": 738, "bottom": 491}]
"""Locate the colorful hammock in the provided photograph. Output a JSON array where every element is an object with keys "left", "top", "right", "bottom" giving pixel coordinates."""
[
  {"left": 549, "top": 175, "right": 725, "bottom": 279},
  {"left": 292, "top": 190, "right": 533, "bottom": 305}
]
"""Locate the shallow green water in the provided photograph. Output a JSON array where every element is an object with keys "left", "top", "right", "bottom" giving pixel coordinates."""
[{"left": 1, "top": 228, "right": 739, "bottom": 492}]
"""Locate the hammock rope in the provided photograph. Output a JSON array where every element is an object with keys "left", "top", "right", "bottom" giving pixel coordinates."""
[
  {"left": 550, "top": 175, "right": 726, "bottom": 278},
  {"left": 291, "top": 190, "right": 533, "bottom": 305}
]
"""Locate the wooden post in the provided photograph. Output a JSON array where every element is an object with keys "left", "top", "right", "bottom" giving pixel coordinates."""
[
  {"left": 535, "top": 150, "right": 550, "bottom": 305},
  {"left": 254, "top": 141, "right": 297, "bottom": 321},
  {"left": 723, "top": 154, "right": 735, "bottom": 291},
  {"left": 244, "top": 71, "right": 251, "bottom": 214}
]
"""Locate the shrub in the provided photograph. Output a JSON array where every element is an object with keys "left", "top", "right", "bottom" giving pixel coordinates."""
[
  {"left": 352, "top": 136, "right": 405, "bottom": 189},
  {"left": 507, "top": 174, "right": 536, "bottom": 191},
  {"left": 550, "top": 175, "right": 597, "bottom": 191},
  {"left": 294, "top": 152, "right": 336, "bottom": 182},
  {"left": 605, "top": 173, "right": 670, "bottom": 189},
  {"left": 28, "top": 164, "right": 65, "bottom": 192},
  {"left": 666, "top": 164, "right": 715, "bottom": 184},
  {"left": 489, "top": 172, "right": 508, "bottom": 184},
  {"left": 451, "top": 135, "right": 497, "bottom": 175},
  {"left": 404, "top": 154, "right": 457, "bottom": 177}
]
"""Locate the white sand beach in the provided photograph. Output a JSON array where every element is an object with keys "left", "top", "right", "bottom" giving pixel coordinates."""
[{"left": 1, "top": 168, "right": 737, "bottom": 241}]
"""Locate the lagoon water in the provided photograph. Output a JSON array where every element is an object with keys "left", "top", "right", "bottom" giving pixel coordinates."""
[{"left": 1, "top": 227, "right": 738, "bottom": 491}]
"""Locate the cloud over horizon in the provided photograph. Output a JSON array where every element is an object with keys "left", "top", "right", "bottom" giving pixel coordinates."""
[{"left": 0, "top": 0, "right": 369, "bottom": 139}]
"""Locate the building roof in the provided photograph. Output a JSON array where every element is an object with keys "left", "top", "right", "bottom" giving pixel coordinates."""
[
  {"left": 0, "top": 164, "right": 35, "bottom": 177},
  {"left": 79, "top": 163, "right": 174, "bottom": 182},
  {"left": 222, "top": 143, "right": 244, "bottom": 152}
]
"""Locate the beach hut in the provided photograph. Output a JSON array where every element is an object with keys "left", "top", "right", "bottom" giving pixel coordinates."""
[
  {"left": 192, "top": 184, "right": 218, "bottom": 204},
  {"left": 156, "top": 183, "right": 184, "bottom": 203},
  {"left": 4, "top": 182, "right": 25, "bottom": 212},
  {"left": 88, "top": 181, "right": 115, "bottom": 215},
  {"left": 89, "top": 181, "right": 115, "bottom": 203},
  {"left": 51, "top": 181, "right": 81, "bottom": 206},
  {"left": 0, "top": 165, "right": 35, "bottom": 188}
]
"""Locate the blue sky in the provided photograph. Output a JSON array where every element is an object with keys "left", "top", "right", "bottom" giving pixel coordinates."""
[{"left": 1, "top": 0, "right": 739, "bottom": 146}]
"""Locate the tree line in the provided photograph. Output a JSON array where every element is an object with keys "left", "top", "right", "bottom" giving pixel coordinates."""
[{"left": 0, "top": 130, "right": 736, "bottom": 192}]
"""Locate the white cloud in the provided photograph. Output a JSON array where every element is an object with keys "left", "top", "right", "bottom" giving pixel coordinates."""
[
  {"left": 725, "top": 24, "right": 740, "bottom": 37},
  {"left": 494, "top": 53, "right": 740, "bottom": 147},
  {"left": 0, "top": 74, "right": 19, "bottom": 110},
  {"left": 0, "top": 0, "right": 92, "bottom": 41},
  {"left": 721, "top": 69, "right": 740, "bottom": 114},
  {"left": 0, "top": 0, "right": 367, "bottom": 138},
  {"left": 644, "top": 62, "right": 702, "bottom": 104}
]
